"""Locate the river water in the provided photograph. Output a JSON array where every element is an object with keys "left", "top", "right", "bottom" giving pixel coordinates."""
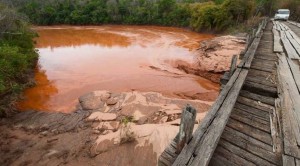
[{"left": 17, "top": 25, "right": 219, "bottom": 112}]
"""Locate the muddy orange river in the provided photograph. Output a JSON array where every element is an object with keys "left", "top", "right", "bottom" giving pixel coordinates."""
[{"left": 17, "top": 25, "right": 219, "bottom": 112}]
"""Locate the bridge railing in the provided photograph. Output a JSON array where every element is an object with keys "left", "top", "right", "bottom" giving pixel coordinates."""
[{"left": 158, "top": 18, "right": 268, "bottom": 166}]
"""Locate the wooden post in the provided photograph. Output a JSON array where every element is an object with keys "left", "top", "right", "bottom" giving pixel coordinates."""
[
  {"left": 176, "top": 104, "right": 197, "bottom": 153},
  {"left": 158, "top": 105, "right": 197, "bottom": 166},
  {"left": 229, "top": 55, "right": 238, "bottom": 77},
  {"left": 256, "top": 23, "right": 262, "bottom": 37}
]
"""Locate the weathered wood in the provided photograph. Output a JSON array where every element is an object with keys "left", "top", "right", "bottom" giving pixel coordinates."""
[
  {"left": 277, "top": 53, "right": 300, "bottom": 148},
  {"left": 281, "top": 33, "right": 300, "bottom": 59},
  {"left": 234, "top": 103, "right": 270, "bottom": 121},
  {"left": 240, "top": 90, "right": 275, "bottom": 106},
  {"left": 248, "top": 68, "right": 275, "bottom": 78},
  {"left": 227, "top": 118, "right": 273, "bottom": 145},
  {"left": 212, "top": 145, "right": 256, "bottom": 166},
  {"left": 231, "top": 109, "right": 270, "bottom": 132},
  {"left": 229, "top": 55, "right": 238, "bottom": 77},
  {"left": 237, "top": 96, "right": 274, "bottom": 113},
  {"left": 244, "top": 37, "right": 264, "bottom": 68},
  {"left": 243, "top": 81, "right": 278, "bottom": 98},
  {"left": 235, "top": 103, "right": 270, "bottom": 122},
  {"left": 158, "top": 105, "right": 196, "bottom": 166},
  {"left": 251, "top": 64, "right": 275, "bottom": 73},
  {"left": 285, "top": 31, "right": 300, "bottom": 57},
  {"left": 221, "top": 127, "right": 279, "bottom": 164},
  {"left": 177, "top": 105, "right": 196, "bottom": 153},
  {"left": 246, "top": 75, "right": 277, "bottom": 88},
  {"left": 273, "top": 28, "right": 283, "bottom": 53},
  {"left": 209, "top": 154, "right": 237, "bottom": 166},
  {"left": 282, "top": 155, "right": 295, "bottom": 166},
  {"left": 218, "top": 139, "right": 276, "bottom": 166},
  {"left": 188, "top": 70, "right": 248, "bottom": 166},
  {"left": 172, "top": 68, "right": 244, "bottom": 166},
  {"left": 287, "top": 58, "right": 300, "bottom": 93},
  {"left": 224, "top": 126, "right": 273, "bottom": 152}
]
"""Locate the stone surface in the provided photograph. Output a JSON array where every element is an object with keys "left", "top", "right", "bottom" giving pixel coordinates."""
[
  {"left": 106, "top": 98, "right": 118, "bottom": 105},
  {"left": 88, "top": 112, "right": 117, "bottom": 121}
]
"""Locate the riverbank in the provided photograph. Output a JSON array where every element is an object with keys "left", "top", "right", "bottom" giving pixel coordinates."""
[{"left": 0, "top": 29, "right": 246, "bottom": 165}]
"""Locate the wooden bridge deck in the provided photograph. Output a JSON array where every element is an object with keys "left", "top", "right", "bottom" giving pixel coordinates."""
[{"left": 159, "top": 19, "right": 300, "bottom": 166}]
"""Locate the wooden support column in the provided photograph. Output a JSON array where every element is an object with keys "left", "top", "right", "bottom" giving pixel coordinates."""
[
  {"left": 229, "top": 55, "right": 238, "bottom": 77},
  {"left": 158, "top": 105, "right": 197, "bottom": 166}
]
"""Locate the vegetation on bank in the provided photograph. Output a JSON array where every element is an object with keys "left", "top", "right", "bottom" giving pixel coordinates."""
[
  {"left": 0, "top": 3, "right": 38, "bottom": 117},
  {"left": 3, "top": 0, "right": 264, "bottom": 32}
]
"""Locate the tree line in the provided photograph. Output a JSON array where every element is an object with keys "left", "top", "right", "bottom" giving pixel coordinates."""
[{"left": 4, "top": 0, "right": 258, "bottom": 31}]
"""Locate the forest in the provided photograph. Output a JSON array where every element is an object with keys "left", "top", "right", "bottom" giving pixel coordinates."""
[{"left": 2, "top": 0, "right": 300, "bottom": 31}]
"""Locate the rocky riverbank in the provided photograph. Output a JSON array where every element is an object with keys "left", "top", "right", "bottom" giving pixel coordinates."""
[
  {"left": 0, "top": 91, "right": 210, "bottom": 166},
  {"left": 171, "top": 35, "right": 246, "bottom": 83}
]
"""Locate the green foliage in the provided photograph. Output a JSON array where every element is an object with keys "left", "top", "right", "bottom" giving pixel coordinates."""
[{"left": 0, "top": 3, "right": 38, "bottom": 116}]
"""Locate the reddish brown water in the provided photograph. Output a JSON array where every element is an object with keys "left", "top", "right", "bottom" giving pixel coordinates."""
[{"left": 17, "top": 25, "right": 219, "bottom": 112}]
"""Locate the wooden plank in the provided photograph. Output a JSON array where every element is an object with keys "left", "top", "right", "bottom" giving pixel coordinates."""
[
  {"left": 234, "top": 103, "right": 270, "bottom": 121},
  {"left": 240, "top": 90, "right": 275, "bottom": 106},
  {"left": 188, "top": 70, "right": 248, "bottom": 166},
  {"left": 289, "top": 30, "right": 300, "bottom": 46},
  {"left": 255, "top": 55, "right": 277, "bottom": 62},
  {"left": 246, "top": 74, "right": 277, "bottom": 88},
  {"left": 227, "top": 118, "right": 273, "bottom": 145},
  {"left": 221, "top": 127, "right": 279, "bottom": 164},
  {"left": 238, "top": 34, "right": 262, "bottom": 68},
  {"left": 252, "top": 59, "right": 276, "bottom": 68},
  {"left": 209, "top": 154, "right": 237, "bottom": 166},
  {"left": 287, "top": 58, "right": 300, "bottom": 93},
  {"left": 285, "top": 31, "right": 300, "bottom": 57},
  {"left": 172, "top": 68, "right": 244, "bottom": 166},
  {"left": 213, "top": 145, "right": 256, "bottom": 166},
  {"left": 248, "top": 69, "right": 275, "bottom": 78},
  {"left": 282, "top": 155, "right": 295, "bottom": 166},
  {"left": 231, "top": 109, "right": 270, "bottom": 132},
  {"left": 243, "top": 81, "right": 278, "bottom": 98},
  {"left": 218, "top": 139, "right": 276, "bottom": 166},
  {"left": 224, "top": 126, "right": 273, "bottom": 152},
  {"left": 281, "top": 34, "right": 300, "bottom": 59},
  {"left": 296, "top": 159, "right": 300, "bottom": 166},
  {"left": 251, "top": 64, "right": 275, "bottom": 73},
  {"left": 237, "top": 96, "right": 274, "bottom": 113},
  {"left": 273, "top": 28, "right": 283, "bottom": 53},
  {"left": 278, "top": 53, "right": 300, "bottom": 147}
]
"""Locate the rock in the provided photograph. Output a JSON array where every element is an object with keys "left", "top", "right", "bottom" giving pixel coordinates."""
[
  {"left": 40, "top": 131, "right": 48, "bottom": 136},
  {"left": 93, "top": 130, "right": 101, "bottom": 134},
  {"left": 43, "top": 150, "right": 59, "bottom": 159},
  {"left": 95, "top": 121, "right": 120, "bottom": 131},
  {"left": 87, "top": 112, "right": 117, "bottom": 121},
  {"left": 106, "top": 98, "right": 118, "bottom": 105},
  {"left": 102, "top": 130, "right": 113, "bottom": 135},
  {"left": 40, "top": 124, "right": 49, "bottom": 131},
  {"left": 94, "top": 91, "right": 111, "bottom": 102},
  {"left": 79, "top": 92, "right": 105, "bottom": 110},
  {"left": 159, "top": 116, "right": 168, "bottom": 124}
]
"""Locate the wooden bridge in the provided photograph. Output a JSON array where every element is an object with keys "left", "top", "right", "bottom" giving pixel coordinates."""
[{"left": 159, "top": 19, "right": 300, "bottom": 166}]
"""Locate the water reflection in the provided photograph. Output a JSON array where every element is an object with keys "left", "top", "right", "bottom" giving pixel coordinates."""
[
  {"left": 18, "top": 67, "right": 58, "bottom": 111},
  {"left": 18, "top": 25, "right": 218, "bottom": 112}
]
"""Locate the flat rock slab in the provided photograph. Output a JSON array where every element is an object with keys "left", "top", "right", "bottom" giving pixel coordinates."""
[{"left": 88, "top": 112, "right": 117, "bottom": 121}]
